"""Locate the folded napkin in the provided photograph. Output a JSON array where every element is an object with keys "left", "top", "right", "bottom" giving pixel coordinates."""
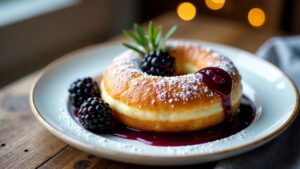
[{"left": 215, "top": 35, "right": 300, "bottom": 169}]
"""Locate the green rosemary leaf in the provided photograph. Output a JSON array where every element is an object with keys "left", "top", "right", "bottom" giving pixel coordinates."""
[
  {"left": 148, "top": 21, "right": 155, "bottom": 50},
  {"left": 154, "top": 26, "right": 162, "bottom": 50},
  {"left": 123, "top": 30, "right": 145, "bottom": 48},
  {"left": 160, "top": 26, "right": 177, "bottom": 51},
  {"left": 122, "top": 43, "right": 145, "bottom": 55},
  {"left": 163, "top": 26, "right": 177, "bottom": 42},
  {"left": 134, "top": 23, "right": 150, "bottom": 53},
  {"left": 134, "top": 23, "right": 148, "bottom": 47}
]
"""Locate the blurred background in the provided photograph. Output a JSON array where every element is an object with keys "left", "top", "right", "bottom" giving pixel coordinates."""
[{"left": 0, "top": 0, "right": 299, "bottom": 87}]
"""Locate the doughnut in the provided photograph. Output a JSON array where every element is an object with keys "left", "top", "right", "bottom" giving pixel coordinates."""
[{"left": 101, "top": 41, "right": 242, "bottom": 132}]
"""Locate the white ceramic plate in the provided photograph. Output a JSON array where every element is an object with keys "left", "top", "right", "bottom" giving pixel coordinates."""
[{"left": 30, "top": 40, "right": 299, "bottom": 166}]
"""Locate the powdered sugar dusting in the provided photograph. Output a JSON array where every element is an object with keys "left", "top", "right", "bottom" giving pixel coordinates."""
[
  {"left": 107, "top": 42, "right": 239, "bottom": 105},
  {"left": 153, "top": 74, "right": 207, "bottom": 103}
]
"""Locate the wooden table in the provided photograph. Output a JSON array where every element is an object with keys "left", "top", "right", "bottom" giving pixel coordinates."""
[{"left": 0, "top": 13, "right": 283, "bottom": 169}]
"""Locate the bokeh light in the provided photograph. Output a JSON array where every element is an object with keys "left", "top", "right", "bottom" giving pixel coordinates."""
[
  {"left": 205, "top": 0, "right": 225, "bottom": 10},
  {"left": 177, "top": 2, "right": 197, "bottom": 21},
  {"left": 248, "top": 8, "right": 266, "bottom": 27}
]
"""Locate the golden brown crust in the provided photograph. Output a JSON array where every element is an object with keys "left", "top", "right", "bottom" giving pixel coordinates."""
[{"left": 101, "top": 42, "right": 242, "bottom": 132}]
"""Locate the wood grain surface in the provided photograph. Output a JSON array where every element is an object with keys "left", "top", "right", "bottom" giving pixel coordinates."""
[{"left": 0, "top": 13, "right": 283, "bottom": 169}]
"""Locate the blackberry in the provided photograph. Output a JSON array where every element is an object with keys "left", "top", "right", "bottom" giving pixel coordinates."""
[
  {"left": 78, "top": 97, "right": 112, "bottom": 132},
  {"left": 69, "top": 77, "right": 100, "bottom": 108},
  {"left": 140, "top": 51, "right": 176, "bottom": 76}
]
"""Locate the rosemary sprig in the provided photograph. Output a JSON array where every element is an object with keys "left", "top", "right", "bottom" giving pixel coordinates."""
[{"left": 123, "top": 21, "right": 177, "bottom": 56}]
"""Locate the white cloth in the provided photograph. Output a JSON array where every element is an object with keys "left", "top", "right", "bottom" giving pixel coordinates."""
[{"left": 215, "top": 35, "right": 300, "bottom": 169}]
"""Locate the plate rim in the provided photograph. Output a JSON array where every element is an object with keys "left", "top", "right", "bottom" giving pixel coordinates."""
[{"left": 30, "top": 39, "right": 300, "bottom": 160}]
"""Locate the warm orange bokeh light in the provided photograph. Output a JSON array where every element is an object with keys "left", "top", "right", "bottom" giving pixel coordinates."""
[
  {"left": 177, "top": 2, "right": 197, "bottom": 21},
  {"left": 248, "top": 8, "right": 266, "bottom": 27},
  {"left": 205, "top": 0, "right": 225, "bottom": 10}
]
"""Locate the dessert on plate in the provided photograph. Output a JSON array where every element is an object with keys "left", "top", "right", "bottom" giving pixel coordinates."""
[
  {"left": 68, "top": 22, "right": 251, "bottom": 145},
  {"left": 100, "top": 22, "right": 242, "bottom": 132}
]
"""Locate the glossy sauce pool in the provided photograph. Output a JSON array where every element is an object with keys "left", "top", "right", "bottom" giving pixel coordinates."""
[{"left": 71, "top": 95, "right": 256, "bottom": 146}]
